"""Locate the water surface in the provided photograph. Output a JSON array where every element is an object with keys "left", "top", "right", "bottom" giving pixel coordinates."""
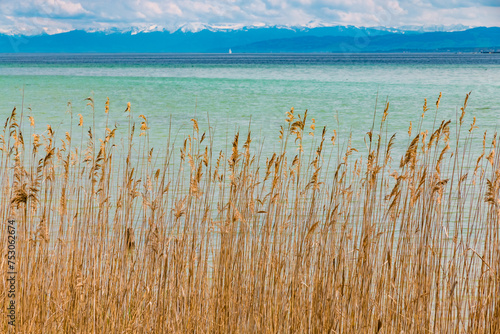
[{"left": 0, "top": 53, "right": 499, "bottom": 157}]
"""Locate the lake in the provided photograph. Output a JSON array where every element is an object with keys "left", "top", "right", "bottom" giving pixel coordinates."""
[{"left": 1, "top": 53, "right": 499, "bottom": 158}]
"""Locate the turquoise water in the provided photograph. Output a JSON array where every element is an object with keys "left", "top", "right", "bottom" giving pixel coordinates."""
[{"left": 1, "top": 53, "right": 499, "bottom": 158}]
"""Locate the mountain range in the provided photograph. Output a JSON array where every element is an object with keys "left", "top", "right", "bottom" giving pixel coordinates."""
[{"left": 0, "top": 25, "right": 498, "bottom": 53}]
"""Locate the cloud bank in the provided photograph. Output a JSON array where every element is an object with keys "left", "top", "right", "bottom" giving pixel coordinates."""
[{"left": 0, "top": 0, "right": 498, "bottom": 35}]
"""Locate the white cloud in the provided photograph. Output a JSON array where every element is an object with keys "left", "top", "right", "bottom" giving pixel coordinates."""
[
  {"left": 0, "top": 0, "right": 498, "bottom": 35},
  {"left": 142, "top": 1, "right": 164, "bottom": 15},
  {"left": 50, "top": 0, "right": 89, "bottom": 16},
  {"left": 11, "top": 0, "right": 90, "bottom": 18}
]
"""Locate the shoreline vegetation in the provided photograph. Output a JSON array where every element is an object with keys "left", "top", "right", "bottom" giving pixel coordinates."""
[{"left": 1, "top": 93, "right": 499, "bottom": 332}]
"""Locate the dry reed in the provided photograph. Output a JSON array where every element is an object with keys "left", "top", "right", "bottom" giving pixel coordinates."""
[{"left": 0, "top": 93, "right": 499, "bottom": 333}]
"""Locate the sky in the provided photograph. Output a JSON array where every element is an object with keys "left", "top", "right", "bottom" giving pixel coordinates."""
[{"left": 0, "top": 0, "right": 499, "bottom": 35}]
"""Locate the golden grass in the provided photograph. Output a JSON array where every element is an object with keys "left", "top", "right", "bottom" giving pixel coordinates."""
[{"left": 1, "top": 93, "right": 499, "bottom": 333}]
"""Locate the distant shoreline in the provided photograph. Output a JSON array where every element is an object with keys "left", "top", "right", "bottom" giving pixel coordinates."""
[
  {"left": 1, "top": 52, "right": 499, "bottom": 68},
  {"left": 1, "top": 50, "right": 499, "bottom": 54}
]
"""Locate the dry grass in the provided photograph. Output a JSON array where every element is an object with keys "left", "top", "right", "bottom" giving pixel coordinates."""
[{"left": 1, "top": 93, "right": 499, "bottom": 333}]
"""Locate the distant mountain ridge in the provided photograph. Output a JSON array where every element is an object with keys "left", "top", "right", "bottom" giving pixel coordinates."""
[
  {"left": 0, "top": 23, "right": 475, "bottom": 36},
  {"left": 0, "top": 25, "right": 498, "bottom": 53}
]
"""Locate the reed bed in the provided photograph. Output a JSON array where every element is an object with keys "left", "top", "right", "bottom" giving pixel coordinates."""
[{"left": 0, "top": 93, "right": 499, "bottom": 333}]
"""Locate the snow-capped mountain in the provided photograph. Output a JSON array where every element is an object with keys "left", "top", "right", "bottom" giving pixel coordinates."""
[{"left": 0, "top": 25, "right": 498, "bottom": 53}]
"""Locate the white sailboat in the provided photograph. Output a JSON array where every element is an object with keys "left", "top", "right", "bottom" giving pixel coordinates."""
[{"left": 229, "top": 48, "right": 232, "bottom": 54}]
